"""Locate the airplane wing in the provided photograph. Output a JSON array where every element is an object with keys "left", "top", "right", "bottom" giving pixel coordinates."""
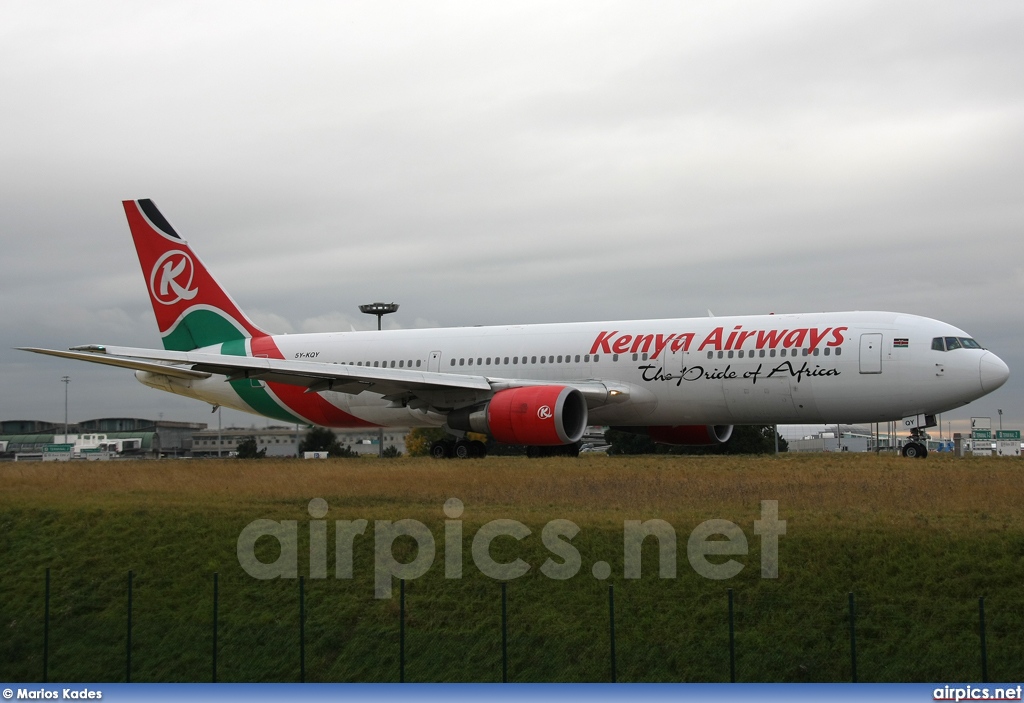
[{"left": 18, "top": 345, "right": 625, "bottom": 411}]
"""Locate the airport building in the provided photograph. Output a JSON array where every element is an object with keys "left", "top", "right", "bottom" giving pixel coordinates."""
[
  {"left": 190, "top": 426, "right": 408, "bottom": 457},
  {"left": 0, "top": 418, "right": 409, "bottom": 460},
  {"left": 0, "top": 418, "right": 206, "bottom": 460}
]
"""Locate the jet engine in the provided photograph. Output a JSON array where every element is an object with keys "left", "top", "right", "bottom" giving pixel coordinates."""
[
  {"left": 448, "top": 385, "right": 588, "bottom": 446},
  {"left": 644, "top": 424, "right": 734, "bottom": 446}
]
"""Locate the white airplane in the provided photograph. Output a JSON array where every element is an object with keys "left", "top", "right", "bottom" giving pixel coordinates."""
[{"left": 22, "top": 200, "right": 1009, "bottom": 459}]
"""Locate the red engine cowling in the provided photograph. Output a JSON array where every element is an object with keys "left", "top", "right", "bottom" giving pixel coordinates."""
[
  {"left": 647, "top": 425, "right": 734, "bottom": 446},
  {"left": 448, "top": 386, "right": 588, "bottom": 446}
]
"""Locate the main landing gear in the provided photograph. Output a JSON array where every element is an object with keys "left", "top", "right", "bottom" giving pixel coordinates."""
[
  {"left": 430, "top": 438, "right": 488, "bottom": 459},
  {"left": 428, "top": 438, "right": 583, "bottom": 459},
  {"left": 901, "top": 428, "right": 929, "bottom": 459}
]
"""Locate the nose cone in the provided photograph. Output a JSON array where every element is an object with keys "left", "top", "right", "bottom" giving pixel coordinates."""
[{"left": 980, "top": 352, "right": 1010, "bottom": 393}]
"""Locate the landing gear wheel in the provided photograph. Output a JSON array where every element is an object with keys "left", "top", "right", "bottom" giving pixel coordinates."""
[
  {"left": 470, "top": 440, "right": 488, "bottom": 458},
  {"left": 454, "top": 440, "right": 472, "bottom": 459},
  {"left": 430, "top": 440, "right": 451, "bottom": 459},
  {"left": 902, "top": 442, "right": 927, "bottom": 459}
]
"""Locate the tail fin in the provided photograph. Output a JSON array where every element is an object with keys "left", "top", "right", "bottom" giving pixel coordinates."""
[{"left": 123, "top": 199, "right": 268, "bottom": 351}]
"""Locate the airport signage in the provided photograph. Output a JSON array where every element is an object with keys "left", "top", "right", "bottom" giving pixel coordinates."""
[
  {"left": 972, "top": 430, "right": 992, "bottom": 440},
  {"left": 44, "top": 443, "right": 74, "bottom": 452},
  {"left": 995, "top": 430, "right": 1021, "bottom": 440}
]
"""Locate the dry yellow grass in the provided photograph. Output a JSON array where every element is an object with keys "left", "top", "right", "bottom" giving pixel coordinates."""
[{"left": 1, "top": 452, "right": 1020, "bottom": 529}]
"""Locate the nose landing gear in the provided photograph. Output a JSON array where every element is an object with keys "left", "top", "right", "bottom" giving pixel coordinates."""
[{"left": 901, "top": 428, "right": 929, "bottom": 459}]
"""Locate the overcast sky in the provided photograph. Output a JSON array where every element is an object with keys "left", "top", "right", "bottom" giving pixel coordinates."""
[{"left": 2, "top": 1, "right": 1021, "bottom": 436}]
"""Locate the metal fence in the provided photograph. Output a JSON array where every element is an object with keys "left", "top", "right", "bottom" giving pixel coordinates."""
[{"left": 13, "top": 568, "right": 1014, "bottom": 684}]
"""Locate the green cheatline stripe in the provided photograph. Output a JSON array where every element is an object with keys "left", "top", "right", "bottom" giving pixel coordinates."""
[
  {"left": 162, "top": 309, "right": 248, "bottom": 351},
  {"left": 221, "top": 339, "right": 305, "bottom": 425}
]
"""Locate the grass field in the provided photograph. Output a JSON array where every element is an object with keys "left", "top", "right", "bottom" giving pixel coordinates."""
[{"left": 2, "top": 452, "right": 1023, "bottom": 683}]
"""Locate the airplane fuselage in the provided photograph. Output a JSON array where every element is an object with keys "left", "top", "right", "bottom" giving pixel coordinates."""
[{"left": 139, "top": 310, "right": 1004, "bottom": 430}]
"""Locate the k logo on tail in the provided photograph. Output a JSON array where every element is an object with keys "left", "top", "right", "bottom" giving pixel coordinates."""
[{"left": 150, "top": 250, "right": 198, "bottom": 305}]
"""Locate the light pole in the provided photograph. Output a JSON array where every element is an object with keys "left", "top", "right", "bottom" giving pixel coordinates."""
[
  {"left": 61, "top": 376, "right": 70, "bottom": 442},
  {"left": 359, "top": 303, "right": 399, "bottom": 458},
  {"left": 359, "top": 302, "right": 399, "bottom": 331},
  {"left": 998, "top": 409, "right": 1003, "bottom": 432}
]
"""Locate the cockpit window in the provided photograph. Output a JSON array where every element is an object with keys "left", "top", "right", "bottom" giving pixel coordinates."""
[{"left": 933, "top": 336, "right": 984, "bottom": 351}]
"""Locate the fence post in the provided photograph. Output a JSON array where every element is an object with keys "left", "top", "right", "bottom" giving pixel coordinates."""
[
  {"left": 609, "top": 584, "right": 617, "bottom": 683},
  {"left": 299, "top": 575, "right": 306, "bottom": 683},
  {"left": 126, "top": 570, "right": 133, "bottom": 683},
  {"left": 848, "top": 592, "right": 857, "bottom": 683},
  {"left": 728, "top": 588, "right": 736, "bottom": 683},
  {"left": 43, "top": 568, "right": 50, "bottom": 684},
  {"left": 979, "top": 597, "right": 988, "bottom": 684},
  {"left": 212, "top": 572, "right": 219, "bottom": 683},
  {"left": 501, "top": 582, "right": 508, "bottom": 683},
  {"left": 399, "top": 578, "right": 405, "bottom": 683}
]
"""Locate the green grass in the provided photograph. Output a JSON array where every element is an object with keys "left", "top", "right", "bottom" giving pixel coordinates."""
[{"left": 1, "top": 454, "right": 1023, "bottom": 682}]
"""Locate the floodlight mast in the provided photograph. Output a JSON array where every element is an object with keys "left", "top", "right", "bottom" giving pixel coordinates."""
[
  {"left": 359, "top": 303, "right": 400, "bottom": 457},
  {"left": 358, "top": 302, "right": 399, "bottom": 331}
]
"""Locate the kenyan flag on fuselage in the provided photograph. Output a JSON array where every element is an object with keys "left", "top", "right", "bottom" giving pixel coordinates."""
[{"left": 124, "top": 198, "right": 268, "bottom": 352}]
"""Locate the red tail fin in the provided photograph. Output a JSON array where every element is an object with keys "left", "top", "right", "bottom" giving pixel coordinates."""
[{"left": 123, "top": 199, "right": 268, "bottom": 351}]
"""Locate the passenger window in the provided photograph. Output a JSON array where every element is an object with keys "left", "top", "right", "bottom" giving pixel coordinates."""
[
  {"left": 632, "top": 353, "right": 638, "bottom": 361},
  {"left": 584, "top": 355, "right": 590, "bottom": 362},
  {"left": 824, "top": 348, "right": 830, "bottom": 356},
  {"left": 612, "top": 354, "right": 619, "bottom": 361},
  {"left": 728, "top": 351, "right": 734, "bottom": 358},
  {"left": 399, "top": 360, "right": 404, "bottom": 367},
  {"left": 557, "top": 355, "right": 563, "bottom": 363},
  {"left": 813, "top": 348, "right": 819, "bottom": 356},
  {"left": 738, "top": 350, "right": 744, "bottom": 358},
  {"left": 770, "top": 349, "right": 776, "bottom": 357},
  {"left": 477, "top": 358, "right": 482, "bottom": 365},
  {"left": 707, "top": 351, "right": 713, "bottom": 359},
  {"left": 486, "top": 357, "right": 491, "bottom": 365},
  {"left": 540, "top": 356, "right": 546, "bottom": 364},
  {"left": 459, "top": 359, "right": 465, "bottom": 366},
  {"left": 468, "top": 358, "right": 474, "bottom": 366},
  {"left": 504, "top": 357, "right": 509, "bottom": 364},
  {"left": 759, "top": 350, "right": 765, "bottom": 358},
  {"left": 835, "top": 348, "right": 842, "bottom": 356},
  {"left": 513, "top": 357, "right": 518, "bottom": 364},
  {"left": 594, "top": 355, "right": 599, "bottom": 362},
  {"left": 450, "top": 359, "right": 456, "bottom": 366},
  {"left": 717, "top": 351, "right": 724, "bottom": 359},
  {"left": 531, "top": 356, "right": 537, "bottom": 364},
  {"left": 575, "top": 355, "right": 580, "bottom": 362}
]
